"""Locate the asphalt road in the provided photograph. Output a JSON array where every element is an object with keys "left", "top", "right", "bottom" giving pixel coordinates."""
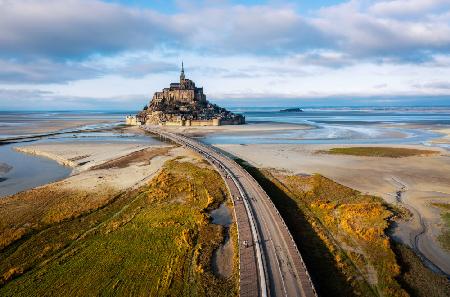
[{"left": 144, "top": 126, "right": 317, "bottom": 297}]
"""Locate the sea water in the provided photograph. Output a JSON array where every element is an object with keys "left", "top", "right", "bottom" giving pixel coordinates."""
[{"left": 201, "top": 107, "right": 450, "bottom": 148}]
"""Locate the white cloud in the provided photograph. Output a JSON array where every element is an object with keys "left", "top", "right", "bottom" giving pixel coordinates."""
[
  {"left": 0, "top": 0, "right": 169, "bottom": 58},
  {"left": 312, "top": 0, "right": 450, "bottom": 57},
  {"left": 369, "top": 0, "right": 450, "bottom": 17}
]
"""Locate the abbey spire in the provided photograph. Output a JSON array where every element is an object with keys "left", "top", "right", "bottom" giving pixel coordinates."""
[{"left": 180, "top": 61, "right": 185, "bottom": 82}]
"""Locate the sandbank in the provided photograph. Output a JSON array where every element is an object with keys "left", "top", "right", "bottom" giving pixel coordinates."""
[
  {"left": 13, "top": 141, "right": 186, "bottom": 192},
  {"left": 431, "top": 128, "right": 450, "bottom": 144},
  {"left": 14, "top": 142, "right": 167, "bottom": 173}
]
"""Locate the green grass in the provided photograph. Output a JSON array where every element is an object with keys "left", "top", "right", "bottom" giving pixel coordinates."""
[
  {"left": 439, "top": 212, "right": 450, "bottom": 251},
  {"left": 319, "top": 147, "right": 438, "bottom": 158},
  {"left": 432, "top": 203, "right": 450, "bottom": 211},
  {"left": 393, "top": 242, "right": 450, "bottom": 297},
  {"left": 432, "top": 203, "right": 450, "bottom": 252},
  {"left": 0, "top": 160, "right": 237, "bottom": 297}
]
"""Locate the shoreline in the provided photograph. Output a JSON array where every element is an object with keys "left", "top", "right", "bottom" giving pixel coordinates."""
[
  {"left": 0, "top": 113, "right": 120, "bottom": 139},
  {"left": 14, "top": 147, "right": 78, "bottom": 167},
  {"left": 0, "top": 124, "right": 122, "bottom": 145},
  {"left": 12, "top": 141, "right": 168, "bottom": 174}
]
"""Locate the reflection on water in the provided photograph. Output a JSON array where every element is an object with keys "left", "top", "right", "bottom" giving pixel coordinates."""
[
  {"left": 210, "top": 202, "right": 232, "bottom": 227},
  {"left": 210, "top": 202, "right": 233, "bottom": 278},
  {"left": 0, "top": 143, "right": 72, "bottom": 198}
]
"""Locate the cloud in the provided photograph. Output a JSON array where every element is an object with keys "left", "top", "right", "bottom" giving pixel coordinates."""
[
  {"left": 289, "top": 50, "right": 355, "bottom": 68},
  {"left": 0, "top": 0, "right": 170, "bottom": 59},
  {"left": 0, "top": 88, "right": 52, "bottom": 101},
  {"left": 0, "top": 55, "right": 178, "bottom": 84},
  {"left": 369, "top": 0, "right": 450, "bottom": 17},
  {"left": 170, "top": 5, "right": 327, "bottom": 54},
  {"left": 312, "top": 1, "right": 450, "bottom": 59},
  {"left": 211, "top": 93, "right": 450, "bottom": 107},
  {"left": 1, "top": 0, "right": 449, "bottom": 64},
  {"left": 0, "top": 59, "right": 100, "bottom": 83},
  {"left": 0, "top": 88, "right": 148, "bottom": 110},
  {"left": 413, "top": 81, "right": 450, "bottom": 90}
]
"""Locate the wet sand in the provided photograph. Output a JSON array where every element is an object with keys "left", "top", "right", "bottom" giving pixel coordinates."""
[
  {"left": 13, "top": 142, "right": 181, "bottom": 191},
  {"left": 214, "top": 143, "right": 450, "bottom": 275},
  {"left": 14, "top": 142, "right": 168, "bottom": 174},
  {"left": 158, "top": 122, "right": 312, "bottom": 136},
  {"left": 431, "top": 128, "right": 450, "bottom": 144},
  {"left": 0, "top": 119, "right": 117, "bottom": 138}
]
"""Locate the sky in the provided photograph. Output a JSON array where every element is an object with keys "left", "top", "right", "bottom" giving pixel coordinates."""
[{"left": 0, "top": 0, "right": 450, "bottom": 110}]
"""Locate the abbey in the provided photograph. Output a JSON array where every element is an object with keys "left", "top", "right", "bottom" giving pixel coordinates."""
[
  {"left": 152, "top": 62, "right": 206, "bottom": 106},
  {"left": 128, "top": 63, "right": 245, "bottom": 126}
]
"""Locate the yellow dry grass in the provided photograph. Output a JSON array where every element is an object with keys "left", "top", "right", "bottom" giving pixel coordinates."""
[{"left": 0, "top": 159, "right": 238, "bottom": 296}]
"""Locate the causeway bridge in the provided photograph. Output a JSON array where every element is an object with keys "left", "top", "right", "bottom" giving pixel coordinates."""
[{"left": 143, "top": 126, "right": 317, "bottom": 297}]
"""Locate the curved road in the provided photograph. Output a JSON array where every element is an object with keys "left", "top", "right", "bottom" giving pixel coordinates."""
[{"left": 144, "top": 126, "right": 317, "bottom": 297}]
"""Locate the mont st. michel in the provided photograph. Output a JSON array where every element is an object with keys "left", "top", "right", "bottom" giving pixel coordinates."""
[{"left": 127, "top": 63, "right": 245, "bottom": 126}]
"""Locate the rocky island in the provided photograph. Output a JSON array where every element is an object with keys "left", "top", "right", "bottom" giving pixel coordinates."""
[
  {"left": 280, "top": 107, "right": 303, "bottom": 112},
  {"left": 127, "top": 63, "right": 245, "bottom": 126}
]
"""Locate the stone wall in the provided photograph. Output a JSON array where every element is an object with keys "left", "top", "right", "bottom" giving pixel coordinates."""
[
  {"left": 221, "top": 117, "right": 245, "bottom": 125},
  {"left": 153, "top": 87, "right": 204, "bottom": 105},
  {"left": 125, "top": 116, "right": 139, "bottom": 126},
  {"left": 160, "top": 119, "right": 220, "bottom": 126}
]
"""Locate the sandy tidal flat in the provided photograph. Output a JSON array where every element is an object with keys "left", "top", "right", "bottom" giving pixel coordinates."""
[
  {"left": 14, "top": 142, "right": 166, "bottom": 173},
  {"left": 0, "top": 119, "right": 117, "bottom": 138},
  {"left": 158, "top": 122, "right": 311, "bottom": 136},
  {"left": 215, "top": 143, "right": 450, "bottom": 275},
  {"left": 431, "top": 128, "right": 450, "bottom": 144},
  {"left": 13, "top": 142, "right": 183, "bottom": 191}
]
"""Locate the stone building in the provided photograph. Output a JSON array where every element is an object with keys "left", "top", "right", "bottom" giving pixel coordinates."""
[
  {"left": 131, "top": 63, "right": 245, "bottom": 126},
  {"left": 151, "top": 62, "right": 206, "bottom": 106}
]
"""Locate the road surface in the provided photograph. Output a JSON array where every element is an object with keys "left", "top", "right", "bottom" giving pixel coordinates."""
[{"left": 143, "top": 126, "right": 317, "bottom": 297}]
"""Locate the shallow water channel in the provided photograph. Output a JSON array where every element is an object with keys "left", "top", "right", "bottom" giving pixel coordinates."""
[
  {"left": 209, "top": 202, "right": 234, "bottom": 278},
  {"left": 0, "top": 143, "right": 71, "bottom": 198}
]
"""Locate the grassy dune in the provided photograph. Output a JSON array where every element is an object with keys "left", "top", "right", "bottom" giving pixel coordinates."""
[
  {"left": 0, "top": 160, "right": 237, "bottom": 296},
  {"left": 235, "top": 159, "right": 449, "bottom": 297},
  {"left": 432, "top": 203, "right": 450, "bottom": 252},
  {"left": 320, "top": 147, "right": 438, "bottom": 158},
  {"left": 393, "top": 242, "right": 450, "bottom": 297}
]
